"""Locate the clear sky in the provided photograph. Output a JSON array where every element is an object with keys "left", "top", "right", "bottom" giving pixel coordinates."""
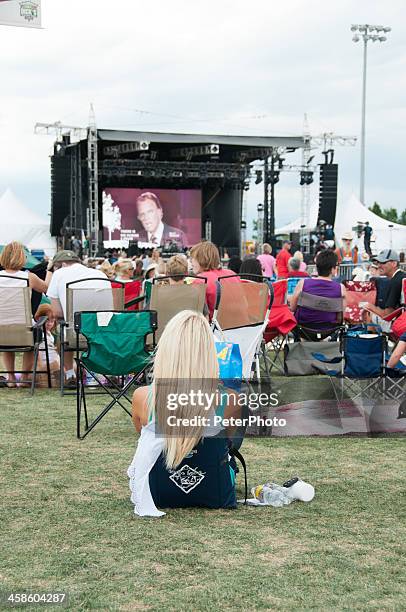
[{"left": 0, "top": 0, "right": 405, "bottom": 237}]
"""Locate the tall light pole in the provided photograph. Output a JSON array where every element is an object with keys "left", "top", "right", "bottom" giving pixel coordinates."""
[
  {"left": 351, "top": 24, "right": 391, "bottom": 204},
  {"left": 257, "top": 203, "right": 264, "bottom": 252}
]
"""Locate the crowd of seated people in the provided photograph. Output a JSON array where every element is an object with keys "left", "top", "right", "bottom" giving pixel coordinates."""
[
  {"left": 1, "top": 238, "right": 405, "bottom": 517},
  {"left": 1, "top": 237, "right": 405, "bottom": 388}
]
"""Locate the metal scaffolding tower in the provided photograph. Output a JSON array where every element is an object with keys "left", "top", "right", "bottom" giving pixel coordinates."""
[
  {"left": 70, "top": 143, "right": 81, "bottom": 234},
  {"left": 301, "top": 114, "right": 312, "bottom": 229},
  {"left": 240, "top": 189, "right": 248, "bottom": 255},
  {"left": 87, "top": 104, "right": 99, "bottom": 257}
]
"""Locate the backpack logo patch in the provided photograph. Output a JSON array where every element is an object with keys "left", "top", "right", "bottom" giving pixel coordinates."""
[{"left": 169, "top": 465, "right": 205, "bottom": 494}]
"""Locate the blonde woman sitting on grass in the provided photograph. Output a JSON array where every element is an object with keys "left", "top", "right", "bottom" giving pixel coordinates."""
[{"left": 128, "top": 310, "right": 239, "bottom": 516}]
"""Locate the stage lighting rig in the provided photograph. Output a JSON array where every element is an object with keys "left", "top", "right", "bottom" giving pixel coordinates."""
[
  {"left": 234, "top": 147, "right": 274, "bottom": 162},
  {"left": 322, "top": 149, "right": 335, "bottom": 164},
  {"left": 300, "top": 171, "right": 314, "bottom": 185},
  {"left": 266, "top": 170, "right": 280, "bottom": 185},
  {"left": 170, "top": 144, "right": 220, "bottom": 160},
  {"left": 207, "top": 171, "right": 225, "bottom": 178},
  {"left": 255, "top": 170, "right": 263, "bottom": 184},
  {"left": 104, "top": 141, "right": 150, "bottom": 157}
]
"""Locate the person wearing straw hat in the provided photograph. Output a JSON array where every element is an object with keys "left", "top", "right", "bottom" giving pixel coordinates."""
[{"left": 335, "top": 232, "right": 359, "bottom": 264}]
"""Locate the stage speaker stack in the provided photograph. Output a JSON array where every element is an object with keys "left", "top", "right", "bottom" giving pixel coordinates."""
[
  {"left": 318, "top": 164, "right": 338, "bottom": 227},
  {"left": 50, "top": 155, "right": 71, "bottom": 236},
  {"left": 289, "top": 232, "right": 300, "bottom": 250}
]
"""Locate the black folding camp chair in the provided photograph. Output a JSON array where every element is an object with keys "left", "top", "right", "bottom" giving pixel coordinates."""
[{"left": 74, "top": 309, "right": 157, "bottom": 439}]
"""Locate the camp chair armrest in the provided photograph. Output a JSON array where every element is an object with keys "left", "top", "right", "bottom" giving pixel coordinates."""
[
  {"left": 312, "top": 352, "right": 343, "bottom": 364},
  {"left": 32, "top": 316, "right": 48, "bottom": 330},
  {"left": 125, "top": 295, "right": 145, "bottom": 308},
  {"left": 382, "top": 307, "right": 404, "bottom": 322},
  {"left": 312, "top": 363, "right": 340, "bottom": 376}
]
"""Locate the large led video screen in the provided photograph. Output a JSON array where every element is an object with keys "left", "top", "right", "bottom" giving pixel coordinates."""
[{"left": 102, "top": 188, "right": 201, "bottom": 248}]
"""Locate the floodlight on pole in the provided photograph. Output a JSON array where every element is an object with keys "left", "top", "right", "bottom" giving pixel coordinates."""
[{"left": 351, "top": 23, "right": 391, "bottom": 205}]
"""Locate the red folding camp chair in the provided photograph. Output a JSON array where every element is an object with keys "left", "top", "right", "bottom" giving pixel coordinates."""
[
  {"left": 112, "top": 280, "right": 143, "bottom": 311},
  {"left": 263, "top": 280, "right": 297, "bottom": 374}
]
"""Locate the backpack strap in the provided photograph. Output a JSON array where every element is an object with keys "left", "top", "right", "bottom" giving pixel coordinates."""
[{"left": 229, "top": 447, "right": 248, "bottom": 504}]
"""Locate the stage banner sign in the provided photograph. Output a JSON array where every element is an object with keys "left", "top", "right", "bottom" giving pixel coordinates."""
[{"left": 0, "top": 0, "right": 41, "bottom": 28}]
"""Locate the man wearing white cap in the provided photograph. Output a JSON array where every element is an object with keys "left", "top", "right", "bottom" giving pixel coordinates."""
[{"left": 335, "top": 232, "right": 359, "bottom": 264}]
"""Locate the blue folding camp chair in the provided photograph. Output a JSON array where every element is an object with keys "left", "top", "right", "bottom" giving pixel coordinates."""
[
  {"left": 312, "top": 325, "right": 388, "bottom": 401},
  {"left": 287, "top": 276, "right": 303, "bottom": 298}
]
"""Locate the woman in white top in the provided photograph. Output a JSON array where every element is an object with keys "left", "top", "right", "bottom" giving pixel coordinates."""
[{"left": 0, "top": 242, "right": 53, "bottom": 386}]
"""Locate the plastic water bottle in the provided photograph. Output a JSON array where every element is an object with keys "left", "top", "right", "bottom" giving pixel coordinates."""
[{"left": 251, "top": 484, "right": 292, "bottom": 507}]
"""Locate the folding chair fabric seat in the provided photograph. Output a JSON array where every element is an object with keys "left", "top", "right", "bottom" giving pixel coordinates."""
[
  {"left": 79, "top": 311, "right": 155, "bottom": 376},
  {"left": 0, "top": 278, "right": 51, "bottom": 393},
  {"left": 0, "top": 285, "right": 33, "bottom": 346},
  {"left": 112, "top": 280, "right": 142, "bottom": 311},
  {"left": 75, "top": 309, "right": 157, "bottom": 439},
  {"left": 263, "top": 280, "right": 295, "bottom": 374},
  {"left": 295, "top": 286, "right": 344, "bottom": 340},
  {"left": 212, "top": 276, "right": 272, "bottom": 380},
  {"left": 59, "top": 278, "right": 125, "bottom": 393},
  {"left": 287, "top": 276, "right": 304, "bottom": 298},
  {"left": 150, "top": 276, "right": 207, "bottom": 342}
]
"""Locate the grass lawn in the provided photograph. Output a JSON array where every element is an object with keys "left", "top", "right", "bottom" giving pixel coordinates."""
[{"left": 1, "top": 386, "right": 405, "bottom": 611}]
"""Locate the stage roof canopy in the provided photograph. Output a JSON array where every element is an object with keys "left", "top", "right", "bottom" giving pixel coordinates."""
[{"left": 97, "top": 129, "right": 305, "bottom": 150}]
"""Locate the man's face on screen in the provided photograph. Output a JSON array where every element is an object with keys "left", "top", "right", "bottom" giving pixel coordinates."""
[{"left": 137, "top": 199, "right": 163, "bottom": 233}]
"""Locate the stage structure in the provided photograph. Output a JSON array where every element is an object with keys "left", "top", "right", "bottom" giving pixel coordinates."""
[{"left": 47, "top": 127, "right": 305, "bottom": 256}]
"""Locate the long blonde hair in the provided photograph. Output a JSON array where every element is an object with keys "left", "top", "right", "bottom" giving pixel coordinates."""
[{"left": 152, "top": 310, "right": 219, "bottom": 469}]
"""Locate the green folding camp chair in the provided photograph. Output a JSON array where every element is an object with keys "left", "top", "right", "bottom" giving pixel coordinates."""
[
  {"left": 74, "top": 309, "right": 157, "bottom": 439},
  {"left": 60, "top": 277, "right": 125, "bottom": 395}
]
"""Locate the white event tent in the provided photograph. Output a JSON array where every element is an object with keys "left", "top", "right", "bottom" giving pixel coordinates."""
[
  {"left": 275, "top": 193, "right": 406, "bottom": 254},
  {"left": 0, "top": 188, "right": 56, "bottom": 255},
  {"left": 334, "top": 193, "right": 406, "bottom": 254}
]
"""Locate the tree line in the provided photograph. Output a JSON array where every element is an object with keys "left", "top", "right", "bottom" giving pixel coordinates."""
[{"left": 369, "top": 202, "right": 406, "bottom": 225}]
